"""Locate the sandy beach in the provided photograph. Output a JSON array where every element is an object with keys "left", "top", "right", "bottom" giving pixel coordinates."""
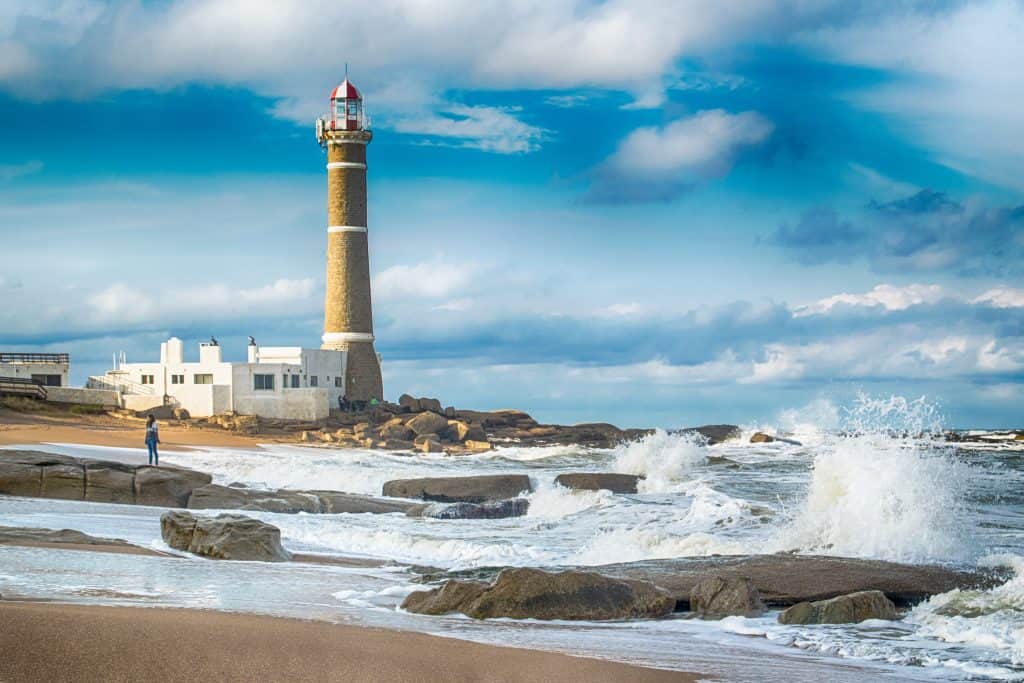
[
  {"left": 0, "top": 407, "right": 261, "bottom": 451},
  {"left": 0, "top": 602, "right": 696, "bottom": 683}
]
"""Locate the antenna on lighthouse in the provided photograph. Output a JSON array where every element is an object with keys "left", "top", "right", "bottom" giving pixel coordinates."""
[{"left": 345, "top": 62, "right": 349, "bottom": 79}]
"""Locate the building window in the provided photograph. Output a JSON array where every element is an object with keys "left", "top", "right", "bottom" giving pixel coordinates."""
[
  {"left": 31, "top": 374, "right": 62, "bottom": 387},
  {"left": 335, "top": 377, "right": 343, "bottom": 388},
  {"left": 309, "top": 376, "right": 318, "bottom": 387},
  {"left": 254, "top": 374, "right": 275, "bottom": 391},
  {"left": 287, "top": 374, "right": 299, "bottom": 388},
  {"left": 170, "top": 374, "right": 185, "bottom": 385},
  {"left": 194, "top": 374, "right": 213, "bottom": 385},
  {"left": 141, "top": 375, "right": 155, "bottom": 385}
]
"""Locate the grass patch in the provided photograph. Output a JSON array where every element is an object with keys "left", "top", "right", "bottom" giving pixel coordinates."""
[
  {"left": 0, "top": 396, "right": 57, "bottom": 413},
  {"left": 68, "top": 404, "right": 107, "bottom": 415}
]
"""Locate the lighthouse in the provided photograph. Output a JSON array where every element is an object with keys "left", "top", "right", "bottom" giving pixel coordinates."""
[{"left": 315, "top": 78, "right": 383, "bottom": 402}]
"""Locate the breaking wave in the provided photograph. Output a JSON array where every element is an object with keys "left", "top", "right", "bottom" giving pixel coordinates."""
[
  {"left": 775, "top": 394, "right": 970, "bottom": 563},
  {"left": 612, "top": 429, "right": 707, "bottom": 493}
]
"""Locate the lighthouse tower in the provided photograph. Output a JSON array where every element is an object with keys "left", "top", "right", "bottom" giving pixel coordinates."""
[{"left": 315, "top": 78, "right": 383, "bottom": 402}]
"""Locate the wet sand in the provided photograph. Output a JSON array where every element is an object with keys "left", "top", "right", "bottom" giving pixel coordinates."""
[
  {"left": 0, "top": 602, "right": 699, "bottom": 683},
  {"left": 0, "top": 407, "right": 261, "bottom": 452}
]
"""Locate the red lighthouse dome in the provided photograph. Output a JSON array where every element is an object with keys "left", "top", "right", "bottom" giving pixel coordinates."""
[{"left": 329, "top": 78, "right": 364, "bottom": 131}]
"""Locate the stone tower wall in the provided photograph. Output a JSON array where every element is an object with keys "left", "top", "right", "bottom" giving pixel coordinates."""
[{"left": 322, "top": 130, "right": 383, "bottom": 401}]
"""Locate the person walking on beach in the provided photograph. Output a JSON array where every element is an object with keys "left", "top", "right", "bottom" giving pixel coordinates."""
[{"left": 145, "top": 415, "right": 160, "bottom": 466}]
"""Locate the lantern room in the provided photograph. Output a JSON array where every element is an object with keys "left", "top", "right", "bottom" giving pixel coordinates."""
[{"left": 329, "top": 78, "right": 364, "bottom": 131}]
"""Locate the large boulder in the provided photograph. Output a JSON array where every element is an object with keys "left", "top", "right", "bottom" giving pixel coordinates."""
[
  {"left": 161, "top": 511, "right": 290, "bottom": 562},
  {"left": 188, "top": 484, "right": 252, "bottom": 509},
  {"left": 0, "top": 461, "right": 42, "bottom": 497},
  {"left": 689, "top": 576, "right": 765, "bottom": 619},
  {"left": 83, "top": 461, "right": 135, "bottom": 504},
  {"left": 778, "top": 590, "right": 899, "bottom": 625},
  {"left": 134, "top": 466, "right": 212, "bottom": 507},
  {"left": 593, "top": 554, "right": 998, "bottom": 608},
  {"left": 554, "top": 473, "right": 640, "bottom": 494},
  {"left": 418, "top": 397, "right": 443, "bottom": 414},
  {"left": 406, "top": 412, "right": 450, "bottom": 437},
  {"left": 378, "top": 420, "right": 414, "bottom": 442},
  {"left": 398, "top": 394, "right": 422, "bottom": 413},
  {"left": 382, "top": 475, "right": 533, "bottom": 503},
  {"left": 160, "top": 510, "right": 198, "bottom": 550},
  {"left": 750, "top": 432, "right": 775, "bottom": 443},
  {"left": 443, "top": 421, "right": 486, "bottom": 443},
  {"left": 401, "top": 580, "right": 489, "bottom": 615},
  {"left": 462, "top": 568, "right": 675, "bottom": 620},
  {"left": 40, "top": 464, "right": 86, "bottom": 500},
  {"left": 417, "top": 498, "right": 529, "bottom": 520}
]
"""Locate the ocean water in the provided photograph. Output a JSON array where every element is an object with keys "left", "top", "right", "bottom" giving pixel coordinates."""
[{"left": 1, "top": 395, "right": 1022, "bottom": 681}]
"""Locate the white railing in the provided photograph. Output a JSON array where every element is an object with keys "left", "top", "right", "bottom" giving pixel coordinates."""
[{"left": 87, "top": 374, "right": 155, "bottom": 396}]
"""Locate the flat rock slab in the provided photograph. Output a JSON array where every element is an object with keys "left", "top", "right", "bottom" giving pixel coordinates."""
[
  {"left": 0, "top": 525, "right": 169, "bottom": 557},
  {"left": 403, "top": 568, "right": 675, "bottom": 621},
  {"left": 554, "top": 473, "right": 640, "bottom": 494},
  {"left": 382, "top": 475, "right": 533, "bottom": 503},
  {"left": 134, "top": 466, "right": 212, "bottom": 507},
  {"left": 593, "top": 554, "right": 1002, "bottom": 607}
]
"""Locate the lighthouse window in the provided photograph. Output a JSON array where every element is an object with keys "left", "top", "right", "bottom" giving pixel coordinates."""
[
  {"left": 347, "top": 101, "right": 358, "bottom": 117},
  {"left": 254, "top": 374, "right": 275, "bottom": 391}
]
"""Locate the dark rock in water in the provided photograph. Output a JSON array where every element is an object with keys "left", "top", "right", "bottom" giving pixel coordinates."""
[
  {"left": 594, "top": 554, "right": 999, "bottom": 608},
  {"left": 83, "top": 461, "right": 136, "bottom": 504},
  {"left": 682, "top": 425, "right": 742, "bottom": 445},
  {"left": 417, "top": 498, "right": 529, "bottom": 520},
  {"left": 382, "top": 475, "right": 533, "bottom": 503},
  {"left": 401, "top": 580, "right": 489, "bottom": 615},
  {"left": 750, "top": 432, "right": 775, "bottom": 443},
  {"left": 135, "top": 466, "right": 212, "bottom": 507},
  {"left": 689, "top": 576, "right": 765, "bottom": 619},
  {"left": 778, "top": 590, "right": 898, "bottom": 624},
  {"left": 554, "top": 472, "right": 640, "bottom": 494},
  {"left": 461, "top": 568, "right": 675, "bottom": 621},
  {"left": 160, "top": 511, "right": 290, "bottom": 562}
]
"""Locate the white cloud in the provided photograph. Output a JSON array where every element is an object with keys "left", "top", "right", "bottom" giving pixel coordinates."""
[
  {"left": 796, "top": 283, "right": 945, "bottom": 316},
  {"left": 972, "top": 287, "right": 1024, "bottom": 309},
  {"left": 392, "top": 104, "right": 546, "bottom": 154},
  {"left": 86, "top": 278, "right": 317, "bottom": 327},
  {"left": 605, "top": 109, "right": 773, "bottom": 178},
  {"left": 373, "top": 260, "right": 475, "bottom": 301}
]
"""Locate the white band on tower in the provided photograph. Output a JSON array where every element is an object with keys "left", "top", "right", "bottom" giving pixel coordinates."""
[
  {"left": 327, "top": 138, "right": 369, "bottom": 145},
  {"left": 322, "top": 332, "right": 375, "bottom": 343},
  {"left": 327, "top": 225, "right": 368, "bottom": 233},
  {"left": 326, "top": 162, "right": 367, "bottom": 170}
]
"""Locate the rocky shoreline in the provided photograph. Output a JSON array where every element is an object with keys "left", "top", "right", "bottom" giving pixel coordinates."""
[{"left": 1, "top": 447, "right": 1007, "bottom": 630}]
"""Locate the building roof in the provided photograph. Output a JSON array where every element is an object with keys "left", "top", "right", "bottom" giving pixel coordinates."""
[{"left": 330, "top": 78, "right": 361, "bottom": 101}]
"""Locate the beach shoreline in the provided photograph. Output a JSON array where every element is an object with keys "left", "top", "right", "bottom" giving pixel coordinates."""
[
  {"left": 0, "top": 406, "right": 264, "bottom": 452},
  {"left": 0, "top": 601, "right": 698, "bottom": 683}
]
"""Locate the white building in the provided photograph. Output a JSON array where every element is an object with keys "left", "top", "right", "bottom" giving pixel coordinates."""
[
  {"left": 89, "top": 337, "right": 347, "bottom": 420},
  {"left": 0, "top": 352, "right": 69, "bottom": 387}
]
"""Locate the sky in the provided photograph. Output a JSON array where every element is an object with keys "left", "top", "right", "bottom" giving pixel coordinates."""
[{"left": 0, "top": 0, "right": 1022, "bottom": 429}]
